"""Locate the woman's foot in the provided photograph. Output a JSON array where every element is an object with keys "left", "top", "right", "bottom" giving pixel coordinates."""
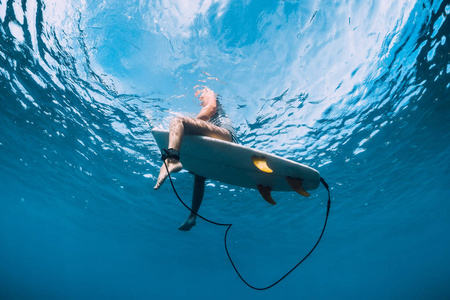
[
  {"left": 178, "top": 216, "right": 196, "bottom": 231},
  {"left": 153, "top": 159, "right": 183, "bottom": 189}
]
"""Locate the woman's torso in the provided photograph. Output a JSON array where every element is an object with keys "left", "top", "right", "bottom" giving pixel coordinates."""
[{"left": 208, "top": 99, "right": 238, "bottom": 143}]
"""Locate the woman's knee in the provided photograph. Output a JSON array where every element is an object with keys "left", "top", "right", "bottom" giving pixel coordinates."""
[
  {"left": 194, "top": 175, "right": 206, "bottom": 183},
  {"left": 169, "top": 116, "right": 185, "bottom": 129}
]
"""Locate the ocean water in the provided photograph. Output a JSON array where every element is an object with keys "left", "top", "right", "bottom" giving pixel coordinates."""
[{"left": 1, "top": 0, "right": 449, "bottom": 299}]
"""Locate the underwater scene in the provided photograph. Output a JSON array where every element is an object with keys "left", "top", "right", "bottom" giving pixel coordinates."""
[{"left": 1, "top": 0, "right": 449, "bottom": 299}]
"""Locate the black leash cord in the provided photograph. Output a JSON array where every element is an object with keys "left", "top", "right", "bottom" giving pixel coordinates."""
[{"left": 163, "top": 161, "right": 331, "bottom": 290}]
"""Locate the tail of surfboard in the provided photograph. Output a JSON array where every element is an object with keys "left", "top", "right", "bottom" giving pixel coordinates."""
[{"left": 252, "top": 155, "right": 311, "bottom": 204}]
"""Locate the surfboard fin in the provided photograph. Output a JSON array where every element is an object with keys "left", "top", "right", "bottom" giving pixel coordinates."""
[
  {"left": 286, "top": 177, "right": 310, "bottom": 197},
  {"left": 252, "top": 156, "right": 273, "bottom": 173},
  {"left": 257, "top": 185, "right": 276, "bottom": 205}
]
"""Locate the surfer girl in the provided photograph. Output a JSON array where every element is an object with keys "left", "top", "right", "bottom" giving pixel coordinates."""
[{"left": 154, "top": 87, "right": 238, "bottom": 231}]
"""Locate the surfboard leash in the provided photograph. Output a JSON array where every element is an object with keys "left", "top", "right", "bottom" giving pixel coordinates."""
[{"left": 162, "top": 160, "right": 331, "bottom": 291}]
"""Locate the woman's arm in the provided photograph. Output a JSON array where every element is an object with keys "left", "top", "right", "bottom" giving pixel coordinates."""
[
  {"left": 196, "top": 103, "right": 217, "bottom": 121},
  {"left": 195, "top": 88, "right": 217, "bottom": 121}
]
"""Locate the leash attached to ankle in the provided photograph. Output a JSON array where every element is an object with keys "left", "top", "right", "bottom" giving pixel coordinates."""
[
  {"left": 161, "top": 148, "right": 180, "bottom": 161},
  {"left": 159, "top": 149, "right": 332, "bottom": 291}
]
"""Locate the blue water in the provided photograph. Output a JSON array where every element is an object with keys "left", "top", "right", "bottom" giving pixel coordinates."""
[{"left": 1, "top": 0, "right": 449, "bottom": 299}]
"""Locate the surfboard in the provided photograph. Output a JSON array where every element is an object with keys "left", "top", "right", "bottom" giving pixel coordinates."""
[{"left": 151, "top": 129, "right": 321, "bottom": 204}]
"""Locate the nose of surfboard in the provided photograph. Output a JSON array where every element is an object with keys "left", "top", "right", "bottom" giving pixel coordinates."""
[{"left": 252, "top": 156, "right": 273, "bottom": 173}]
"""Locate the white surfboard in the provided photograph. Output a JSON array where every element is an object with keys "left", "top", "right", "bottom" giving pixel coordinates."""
[{"left": 151, "top": 129, "right": 320, "bottom": 203}]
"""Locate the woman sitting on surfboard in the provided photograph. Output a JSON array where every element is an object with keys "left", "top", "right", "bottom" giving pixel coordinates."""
[{"left": 154, "top": 87, "right": 238, "bottom": 231}]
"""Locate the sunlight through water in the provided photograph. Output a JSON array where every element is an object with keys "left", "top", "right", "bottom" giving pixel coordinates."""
[{"left": 1, "top": 0, "right": 449, "bottom": 299}]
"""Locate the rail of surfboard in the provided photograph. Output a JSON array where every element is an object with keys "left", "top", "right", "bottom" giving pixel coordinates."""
[{"left": 151, "top": 129, "right": 320, "bottom": 203}]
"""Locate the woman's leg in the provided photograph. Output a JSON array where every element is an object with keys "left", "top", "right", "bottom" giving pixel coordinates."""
[
  {"left": 168, "top": 116, "right": 232, "bottom": 149},
  {"left": 154, "top": 116, "right": 232, "bottom": 189},
  {"left": 178, "top": 175, "right": 206, "bottom": 231}
]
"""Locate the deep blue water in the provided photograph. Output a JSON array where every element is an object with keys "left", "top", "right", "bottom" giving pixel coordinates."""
[{"left": 1, "top": 0, "right": 449, "bottom": 299}]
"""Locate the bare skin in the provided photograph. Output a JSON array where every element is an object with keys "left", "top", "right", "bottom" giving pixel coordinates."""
[
  {"left": 153, "top": 87, "right": 232, "bottom": 189},
  {"left": 178, "top": 175, "right": 206, "bottom": 231},
  {"left": 153, "top": 88, "right": 232, "bottom": 231}
]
